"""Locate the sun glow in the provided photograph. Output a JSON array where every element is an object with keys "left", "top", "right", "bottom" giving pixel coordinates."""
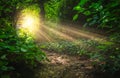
[
  {"left": 21, "top": 15, "right": 40, "bottom": 33},
  {"left": 16, "top": 5, "right": 41, "bottom": 38},
  {"left": 24, "top": 16, "right": 34, "bottom": 27}
]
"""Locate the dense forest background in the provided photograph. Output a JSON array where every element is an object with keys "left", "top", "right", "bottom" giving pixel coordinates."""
[{"left": 0, "top": 0, "right": 120, "bottom": 78}]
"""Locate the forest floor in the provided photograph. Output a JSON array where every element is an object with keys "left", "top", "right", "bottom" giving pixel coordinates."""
[
  {"left": 14, "top": 21, "right": 118, "bottom": 78},
  {"left": 16, "top": 50, "right": 119, "bottom": 78},
  {"left": 34, "top": 51, "right": 94, "bottom": 78},
  {"left": 34, "top": 21, "right": 112, "bottom": 78}
]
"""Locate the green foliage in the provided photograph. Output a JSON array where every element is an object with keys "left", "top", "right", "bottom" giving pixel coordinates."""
[
  {"left": 74, "top": 0, "right": 120, "bottom": 29},
  {"left": 73, "top": 14, "right": 79, "bottom": 21},
  {"left": 60, "top": 0, "right": 79, "bottom": 20},
  {"left": 74, "top": 1, "right": 120, "bottom": 73},
  {"left": 109, "top": 33, "right": 120, "bottom": 43},
  {"left": 90, "top": 44, "right": 120, "bottom": 73},
  {"left": 39, "top": 40, "right": 98, "bottom": 56},
  {"left": 44, "top": 0, "right": 79, "bottom": 21},
  {"left": 0, "top": 0, "right": 46, "bottom": 77},
  {"left": 44, "top": 0, "right": 64, "bottom": 22}
]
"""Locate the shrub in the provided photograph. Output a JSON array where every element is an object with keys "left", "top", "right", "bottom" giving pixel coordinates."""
[
  {"left": 0, "top": 0, "right": 46, "bottom": 77},
  {"left": 90, "top": 44, "right": 120, "bottom": 73},
  {"left": 74, "top": 0, "right": 120, "bottom": 30}
]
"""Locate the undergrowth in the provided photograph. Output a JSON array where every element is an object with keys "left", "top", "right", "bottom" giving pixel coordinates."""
[{"left": 39, "top": 39, "right": 120, "bottom": 73}]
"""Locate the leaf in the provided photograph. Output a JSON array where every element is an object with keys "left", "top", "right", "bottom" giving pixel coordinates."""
[
  {"left": 73, "top": 6, "right": 85, "bottom": 12},
  {"left": 73, "top": 6, "right": 81, "bottom": 10},
  {"left": 83, "top": 11, "right": 91, "bottom": 16},
  {"left": 0, "top": 35, "right": 7, "bottom": 38},
  {"left": 87, "top": 18, "right": 92, "bottom": 22},
  {"left": 21, "top": 48, "right": 27, "bottom": 52},
  {"left": 73, "top": 14, "right": 79, "bottom": 21},
  {"left": 1, "top": 66, "right": 8, "bottom": 71},
  {"left": 79, "top": 0, "right": 89, "bottom": 6},
  {"left": 1, "top": 55, "right": 7, "bottom": 60}
]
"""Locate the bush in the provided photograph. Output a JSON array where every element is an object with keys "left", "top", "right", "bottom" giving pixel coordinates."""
[
  {"left": 44, "top": 0, "right": 64, "bottom": 22},
  {"left": 0, "top": 0, "right": 46, "bottom": 77},
  {"left": 73, "top": 0, "right": 120, "bottom": 73},
  {"left": 39, "top": 40, "right": 97, "bottom": 55},
  {"left": 74, "top": 0, "right": 120, "bottom": 30},
  {"left": 90, "top": 44, "right": 120, "bottom": 73}
]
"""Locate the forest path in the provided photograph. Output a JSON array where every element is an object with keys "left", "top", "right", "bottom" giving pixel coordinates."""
[
  {"left": 35, "top": 51, "right": 93, "bottom": 78},
  {"left": 13, "top": 21, "right": 112, "bottom": 78},
  {"left": 33, "top": 22, "right": 112, "bottom": 78}
]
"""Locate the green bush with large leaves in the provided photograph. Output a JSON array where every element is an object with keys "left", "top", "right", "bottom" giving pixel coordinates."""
[
  {"left": 0, "top": 0, "right": 46, "bottom": 77},
  {"left": 74, "top": 0, "right": 120, "bottom": 30},
  {"left": 90, "top": 44, "right": 120, "bottom": 73},
  {"left": 73, "top": 0, "right": 120, "bottom": 73}
]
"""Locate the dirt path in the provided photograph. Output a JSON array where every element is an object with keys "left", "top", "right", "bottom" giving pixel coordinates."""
[
  {"left": 34, "top": 51, "right": 93, "bottom": 78},
  {"left": 34, "top": 50, "right": 119, "bottom": 78}
]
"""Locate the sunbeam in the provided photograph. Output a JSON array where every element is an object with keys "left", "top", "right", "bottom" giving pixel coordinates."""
[
  {"left": 43, "top": 25, "right": 76, "bottom": 41},
  {"left": 56, "top": 24, "right": 107, "bottom": 43},
  {"left": 42, "top": 22, "right": 108, "bottom": 43}
]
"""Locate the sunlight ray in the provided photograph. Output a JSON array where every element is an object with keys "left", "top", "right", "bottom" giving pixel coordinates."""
[
  {"left": 36, "top": 29, "right": 54, "bottom": 42},
  {"left": 53, "top": 24, "right": 107, "bottom": 43},
  {"left": 43, "top": 25, "right": 76, "bottom": 41}
]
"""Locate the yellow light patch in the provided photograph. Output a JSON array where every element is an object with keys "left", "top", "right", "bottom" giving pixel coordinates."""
[
  {"left": 21, "top": 15, "right": 39, "bottom": 33},
  {"left": 23, "top": 16, "right": 34, "bottom": 27},
  {"left": 16, "top": 4, "right": 41, "bottom": 38}
]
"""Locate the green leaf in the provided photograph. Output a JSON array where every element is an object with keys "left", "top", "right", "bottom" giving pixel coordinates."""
[
  {"left": 87, "top": 18, "right": 92, "bottom": 22},
  {"left": 73, "top": 6, "right": 81, "bottom": 10},
  {"left": 0, "top": 35, "right": 7, "bottom": 38},
  {"left": 1, "top": 55, "right": 7, "bottom": 60},
  {"left": 73, "top": 6, "right": 85, "bottom": 12},
  {"left": 83, "top": 11, "right": 91, "bottom": 16},
  {"left": 1, "top": 66, "right": 8, "bottom": 71},
  {"left": 79, "top": 0, "right": 88, "bottom": 6},
  {"left": 21, "top": 48, "right": 27, "bottom": 52},
  {"left": 73, "top": 14, "right": 79, "bottom": 21}
]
